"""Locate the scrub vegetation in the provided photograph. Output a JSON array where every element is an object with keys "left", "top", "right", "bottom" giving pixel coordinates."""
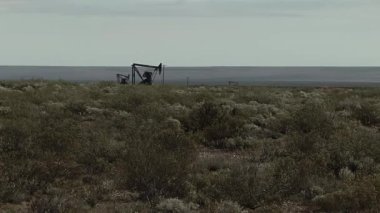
[{"left": 1, "top": 81, "right": 380, "bottom": 212}]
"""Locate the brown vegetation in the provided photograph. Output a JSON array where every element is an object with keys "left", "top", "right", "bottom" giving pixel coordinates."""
[{"left": 1, "top": 81, "right": 380, "bottom": 212}]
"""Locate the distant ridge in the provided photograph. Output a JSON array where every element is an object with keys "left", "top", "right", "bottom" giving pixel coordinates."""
[{"left": 1, "top": 66, "right": 380, "bottom": 86}]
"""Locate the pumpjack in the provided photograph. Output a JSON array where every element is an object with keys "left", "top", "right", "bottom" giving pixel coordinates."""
[
  {"left": 116, "top": 63, "right": 164, "bottom": 85},
  {"left": 116, "top": 74, "right": 130, "bottom": 84},
  {"left": 132, "top": 63, "right": 163, "bottom": 85}
]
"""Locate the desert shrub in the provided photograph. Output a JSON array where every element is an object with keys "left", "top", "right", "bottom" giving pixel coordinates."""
[
  {"left": 352, "top": 101, "right": 380, "bottom": 126},
  {"left": 251, "top": 139, "right": 285, "bottom": 163},
  {"left": 112, "top": 86, "right": 164, "bottom": 110},
  {"left": 122, "top": 123, "right": 196, "bottom": 201},
  {"left": 273, "top": 156, "right": 300, "bottom": 188},
  {"left": 288, "top": 132, "right": 326, "bottom": 155},
  {"left": 64, "top": 101, "right": 88, "bottom": 116},
  {"left": 127, "top": 91, "right": 154, "bottom": 109},
  {"left": 0, "top": 172, "right": 27, "bottom": 203},
  {"left": 31, "top": 193, "right": 84, "bottom": 213},
  {"left": 282, "top": 101, "right": 337, "bottom": 171},
  {"left": 194, "top": 155, "right": 233, "bottom": 173},
  {"left": 193, "top": 163, "right": 278, "bottom": 209},
  {"left": 277, "top": 114, "right": 380, "bottom": 203},
  {"left": 160, "top": 88, "right": 191, "bottom": 106},
  {"left": 267, "top": 112, "right": 292, "bottom": 135},
  {"left": 156, "top": 198, "right": 198, "bottom": 213},
  {"left": 220, "top": 137, "right": 255, "bottom": 150},
  {"left": 314, "top": 176, "right": 380, "bottom": 211},
  {"left": 34, "top": 117, "right": 80, "bottom": 158},
  {"left": 79, "top": 147, "right": 116, "bottom": 176},
  {"left": 352, "top": 88, "right": 380, "bottom": 99},
  {"left": 192, "top": 90, "right": 215, "bottom": 103},
  {"left": 215, "top": 200, "right": 246, "bottom": 213},
  {"left": 232, "top": 88, "right": 281, "bottom": 105},
  {"left": 0, "top": 122, "right": 43, "bottom": 202},
  {"left": 0, "top": 100, "right": 84, "bottom": 203},
  {"left": 326, "top": 126, "right": 380, "bottom": 177},
  {"left": 0, "top": 121, "right": 33, "bottom": 158},
  {"left": 186, "top": 102, "right": 223, "bottom": 131},
  {"left": 3, "top": 81, "right": 380, "bottom": 212},
  {"left": 133, "top": 102, "right": 172, "bottom": 122},
  {"left": 288, "top": 101, "right": 335, "bottom": 138},
  {"left": 75, "top": 124, "right": 124, "bottom": 174},
  {"left": 184, "top": 102, "right": 245, "bottom": 148},
  {"left": 275, "top": 102, "right": 336, "bottom": 185},
  {"left": 0, "top": 159, "right": 83, "bottom": 203}
]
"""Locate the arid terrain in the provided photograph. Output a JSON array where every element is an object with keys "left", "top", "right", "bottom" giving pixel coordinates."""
[{"left": 1, "top": 81, "right": 380, "bottom": 212}]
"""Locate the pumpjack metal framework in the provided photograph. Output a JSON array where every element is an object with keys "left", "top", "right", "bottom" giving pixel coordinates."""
[{"left": 116, "top": 63, "right": 164, "bottom": 85}]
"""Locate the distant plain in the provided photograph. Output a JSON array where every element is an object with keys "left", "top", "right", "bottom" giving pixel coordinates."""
[{"left": 1, "top": 66, "right": 380, "bottom": 86}]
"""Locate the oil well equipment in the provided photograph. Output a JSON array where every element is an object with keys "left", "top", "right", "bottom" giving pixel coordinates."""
[
  {"left": 116, "top": 63, "right": 164, "bottom": 85},
  {"left": 116, "top": 74, "right": 130, "bottom": 84}
]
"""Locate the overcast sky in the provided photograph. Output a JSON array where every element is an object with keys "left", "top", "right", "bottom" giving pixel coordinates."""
[{"left": 0, "top": 0, "right": 379, "bottom": 66}]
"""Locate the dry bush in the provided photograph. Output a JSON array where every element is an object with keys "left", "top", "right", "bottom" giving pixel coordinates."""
[
  {"left": 122, "top": 122, "right": 196, "bottom": 201},
  {"left": 1, "top": 82, "right": 380, "bottom": 212},
  {"left": 314, "top": 176, "right": 380, "bottom": 211},
  {"left": 184, "top": 102, "right": 245, "bottom": 149},
  {"left": 156, "top": 198, "right": 198, "bottom": 213},
  {"left": 352, "top": 101, "right": 380, "bottom": 126},
  {"left": 215, "top": 200, "right": 247, "bottom": 213},
  {"left": 31, "top": 194, "right": 85, "bottom": 213}
]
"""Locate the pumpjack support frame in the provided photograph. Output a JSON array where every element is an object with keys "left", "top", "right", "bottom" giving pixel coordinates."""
[{"left": 131, "top": 63, "right": 164, "bottom": 85}]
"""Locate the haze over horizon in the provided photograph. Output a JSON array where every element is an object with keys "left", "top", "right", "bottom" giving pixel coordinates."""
[{"left": 1, "top": 0, "right": 379, "bottom": 66}]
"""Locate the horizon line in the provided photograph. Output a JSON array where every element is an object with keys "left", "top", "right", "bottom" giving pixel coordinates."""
[{"left": 1, "top": 65, "right": 380, "bottom": 68}]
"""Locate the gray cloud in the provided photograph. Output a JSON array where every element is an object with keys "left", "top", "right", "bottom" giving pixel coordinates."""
[
  {"left": 0, "top": 0, "right": 379, "bottom": 66},
  {"left": 0, "top": 0, "right": 372, "bottom": 17}
]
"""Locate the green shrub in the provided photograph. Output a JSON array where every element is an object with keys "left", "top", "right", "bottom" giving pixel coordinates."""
[
  {"left": 288, "top": 101, "right": 334, "bottom": 138},
  {"left": 34, "top": 117, "right": 80, "bottom": 157},
  {"left": 0, "top": 122, "right": 32, "bottom": 158},
  {"left": 185, "top": 102, "right": 245, "bottom": 148},
  {"left": 2, "top": 81, "right": 380, "bottom": 212},
  {"left": 215, "top": 200, "right": 247, "bottom": 213},
  {"left": 192, "top": 163, "right": 278, "bottom": 209},
  {"left": 64, "top": 101, "right": 88, "bottom": 116},
  {"left": 156, "top": 198, "right": 198, "bottom": 213},
  {"left": 314, "top": 176, "right": 380, "bottom": 211},
  {"left": 352, "top": 101, "right": 380, "bottom": 126},
  {"left": 122, "top": 123, "right": 196, "bottom": 201},
  {"left": 31, "top": 193, "right": 84, "bottom": 213}
]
